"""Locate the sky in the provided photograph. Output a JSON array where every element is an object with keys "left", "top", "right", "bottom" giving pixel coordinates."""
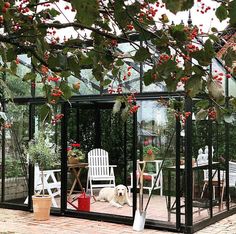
[{"left": 52, "top": 0, "right": 229, "bottom": 41}]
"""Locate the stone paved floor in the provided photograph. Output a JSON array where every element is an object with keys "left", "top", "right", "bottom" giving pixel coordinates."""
[{"left": 0, "top": 208, "right": 236, "bottom": 234}]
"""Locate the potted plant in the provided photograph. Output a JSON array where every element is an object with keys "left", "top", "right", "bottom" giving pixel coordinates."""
[
  {"left": 143, "top": 145, "right": 160, "bottom": 161},
  {"left": 27, "top": 129, "right": 59, "bottom": 221},
  {"left": 67, "top": 141, "right": 85, "bottom": 164}
]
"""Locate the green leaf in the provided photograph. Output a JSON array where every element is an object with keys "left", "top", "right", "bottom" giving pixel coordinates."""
[
  {"left": 47, "top": 8, "right": 60, "bottom": 17},
  {"left": 195, "top": 100, "right": 209, "bottom": 109},
  {"left": 114, "top": 0, "right": 132, "bottom": 28},
  {"left": 185, "top": 74, "right": 202, "bottom": 97},
  {"left": 6, "top": 48, "right": 16, "bottom": 62},
  {"left": 48, "top": 53, "right": 68, "bottom": 70},
  {"left": 101, "top": 79, "right": 111, "bottom": 87},
  {"left": 134, "top": 47, "right": 151, "bottom": 62},
  {"left": 60, "top": 81, "right": 72, "bottom": 100},
  {"left": 71, "top": 0, "right": 99, "bottom": 26},
  {"left": 191, "top": 50, "right": 210, "bottom": 66},
  {"left": 215, "top": 5, "right": 228, "bottom": 22},
  {"left": 208, "top": 80, "right": 224, "bottom": 101},
  {"left": 22, "top": 72, "right": 37, "bottom": 82},
  {"left": 112, "top": 67, "right": 120, "bottom": 77},
  {"left": 211, "top": 27, "right": 218, "bottom": 33},
  {"left": 10, "top": 61, "right": 17, "bottom": 74},
  {"left": 68, "top": 55, "right": 81, "bottom": 77},
  {"left": 92, "top": 64, "right": 104, "bottom": 81},
  {"left": 40, "top": 104, "right": 52, "bottom": 124},
  {"left": 170, "top": 24, "right": 187, "bottom": 42},
  {"left": 224, "top": 113, "right": 235, "bottom": 123},
  {"left": 208, "top": 34, "right": 220, "bottom": 43},
  {"left": 229, "top": 0, "right": 236, "bottom": 25},
  {"left": 222, "top": 47, "right": 236, "bottom": 67},
  {"left": 196, "top": 109, "right": 208, "bottom": 121},
  {"left": 204, "top": 39, "right": 215, "bottom": 59},
  {"left": 163, "top": 0, "right": 194, "bottom": 14},
  {"left": 115, "top": 59, "right": 124, "bottom": 67},
  {"left": 143, "top": 69, "right": 153, "bottom": 86},
  {"left": 230, "top": 97, "right": 236, "bottom": 111}
]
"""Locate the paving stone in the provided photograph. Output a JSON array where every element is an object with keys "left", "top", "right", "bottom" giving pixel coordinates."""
[{"left": 1, "top": 208, "right": 236, "bottom": 233}]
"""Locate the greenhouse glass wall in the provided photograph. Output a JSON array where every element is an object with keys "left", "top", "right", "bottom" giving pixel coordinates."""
[{"left": 1, "top": 47, "right": 236, "bottom": 233}]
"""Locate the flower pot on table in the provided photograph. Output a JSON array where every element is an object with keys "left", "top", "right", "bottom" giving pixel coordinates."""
[
  {"left": 143, "top": 154, "right": 155, "bottom": 161},
  {"left": 68, "top": 156, "right": 80, "bottom": 164}
]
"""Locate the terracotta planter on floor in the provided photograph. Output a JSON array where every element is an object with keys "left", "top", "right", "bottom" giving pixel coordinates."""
[{"left": 32, "top": 195, "right": 51, "bottom": 221}]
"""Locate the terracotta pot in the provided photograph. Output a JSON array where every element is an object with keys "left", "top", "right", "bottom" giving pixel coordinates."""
[
  {"left": 32, "top": 195, "right": 51, "bottom": 221},
  {"left": 68, "top": 156, "right": 79, "bottom": 164},
  {"left": 143, "top": 154, "right": 155, "bottom": 161}
]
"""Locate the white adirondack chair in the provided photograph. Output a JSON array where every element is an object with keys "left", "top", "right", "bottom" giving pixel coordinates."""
[
  {"left": 25, "top": 164, "right": 61, "bottom": 207},
  {"left": 86, "top": 149, "right": 116, "bottom": 196},
  {"left": 229, "top": 161, "right": 236, "bottom": 187}
]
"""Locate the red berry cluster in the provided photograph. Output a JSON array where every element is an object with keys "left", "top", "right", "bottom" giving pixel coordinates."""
[
  {"left": 51, "top": 87, "right": 63, "bottom": 97},
  {"left": 139, "top": 3, "right": 158, "bottom": 22},
  {"left": 213, "top": 70, "right": 231, "bottom": 84},
  {"left": 47, "top": 29, "right": 60, "bottom": 45},
  {"left": 123, "top": 66, "right": 132, "bottom": 81},
  {"left": 51, "top": 114, "right": 64, "bottom": 125},
  {"left": 2, "top": 2, "right": 10, "bottom": 14},
  {"left": 127, "top": 24, "right": 134, "bottom": 31},
  {"left": 180, "top": 76, "right": 189, "bottom": 83},
  {"left": 196, "top": 1, "right": 213, "bottom": 14},
  {"left": 213, "top": 70, "right": 224, "bottom": 85},
  {"left": 110, "top": 39, "right": 118, "bottom": 47},
  {"left": 208, "top": 108, "right": 216, "bottom": 120},
  {"left": 186, "top": 44, "right": 199, "bottom": 53},
  {"left": 0, "top": 15, "right": 3, "bottom": 24},
  {"left": 41, "top": 65, "right": 49, "bottom": 75},
  {"left": 189, "top": 27, "right": 199, "bottom": 40},
  {"left": 127, "top": 93, "right": 140, "bottom": 114},
  {"left": 108, "top": 84, "right": 123, "bottom": 94},
  {"left": 127, "top": 93, "right": 136, "bottom": 104},
  {"left": 175, "top": 111, "right": 192, "bottom": 125},
  {"left": 130, "top": 105, "right": 140, "bottom": 113},
  {"left": 158, "top": 53, "right": 171, "bottom": 65},
  {"left": 47, "top": 76, "right": 60, "bottom": 82}
]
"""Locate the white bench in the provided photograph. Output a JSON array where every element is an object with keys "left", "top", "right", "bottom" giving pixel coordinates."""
[{"left": 25, "top": 165, "right": 61, "bottom": 207}]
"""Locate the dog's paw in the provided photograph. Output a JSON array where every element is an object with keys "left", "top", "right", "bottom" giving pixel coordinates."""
[{"left": 117, "top": 204, "right": 123, "bottom": 208}]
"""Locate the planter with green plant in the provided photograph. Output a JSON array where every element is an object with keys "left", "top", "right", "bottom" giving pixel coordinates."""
[
  {"left": 67, "top": 141, "right": 85, "bottom": 164},
  {"left": 27, "top": 129, "right": 59, "bottom": 221},
  {"left": 143, "top": 145, "right": 160, "bottom": 161}
]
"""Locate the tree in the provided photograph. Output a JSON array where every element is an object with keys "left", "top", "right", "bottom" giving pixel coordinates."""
[{"left": 0, "top": 0, "right": 236, "bottom": 125}]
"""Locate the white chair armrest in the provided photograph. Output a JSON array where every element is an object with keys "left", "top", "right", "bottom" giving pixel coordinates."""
[{"left": 109, "top": 165, "right": 117, "bottom": 168}]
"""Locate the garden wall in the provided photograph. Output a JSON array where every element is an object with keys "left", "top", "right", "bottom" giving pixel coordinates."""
[{"left": 0, "top": 177, "right": 28, "bottom": 201}]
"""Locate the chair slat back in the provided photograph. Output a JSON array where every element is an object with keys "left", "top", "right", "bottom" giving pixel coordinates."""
[
  {"left": 88, "top": 149, "right": 110, "bottom": 177},
  {"left": 229, "top": 161, "right": 236, "bottom": 173},
  {"left": 203, "top": 169, "right": 225, "bottom": 181}
]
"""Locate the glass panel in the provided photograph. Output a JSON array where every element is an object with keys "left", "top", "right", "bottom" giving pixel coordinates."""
[
  {"left": 3, "top": 103, "right": 29, "bottom": 204},
  {"left": 192, "top": 107, "right": 228, "bottom": 223},
  {"left": 133, "top": 100, "right": 177, "bottom": 225},
  {"left": 67, "top": 106, "right": 96, "bottom": 211},
  {"left": 229, "top": 122, "right": 236, "bottom": 209},
  {"left": 66, "top": 104, "right": 133, "bottom": 217},
  {"left": 30, "top": 105, "right": 62, "bottom": 209}
]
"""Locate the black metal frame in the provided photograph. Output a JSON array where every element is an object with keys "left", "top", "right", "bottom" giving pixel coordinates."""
[{"left": 0, "top": 89, "right": 235, "bottom": 233}]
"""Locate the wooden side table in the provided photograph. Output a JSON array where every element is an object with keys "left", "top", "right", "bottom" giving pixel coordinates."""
[{"left": 68, "top": 163, "right": 88, "bottom": 197}]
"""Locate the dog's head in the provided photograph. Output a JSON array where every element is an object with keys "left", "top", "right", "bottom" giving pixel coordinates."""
[{"left": 115, "top": 184, "right": 127, "bottom": 197}]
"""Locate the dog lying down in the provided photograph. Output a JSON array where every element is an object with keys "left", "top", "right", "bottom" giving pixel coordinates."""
[{"left": 96, "top": 185, "right": 132, "bottom": 208}]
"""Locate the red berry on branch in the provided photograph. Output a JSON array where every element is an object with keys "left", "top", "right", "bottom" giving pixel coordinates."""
[{"left": 4, "top": 2, "right": 10, "bottom": 9}]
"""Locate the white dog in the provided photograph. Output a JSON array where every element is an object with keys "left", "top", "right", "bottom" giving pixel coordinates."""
[{"left": 96, "top": 185, "right": 132, "bottom": 208}]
